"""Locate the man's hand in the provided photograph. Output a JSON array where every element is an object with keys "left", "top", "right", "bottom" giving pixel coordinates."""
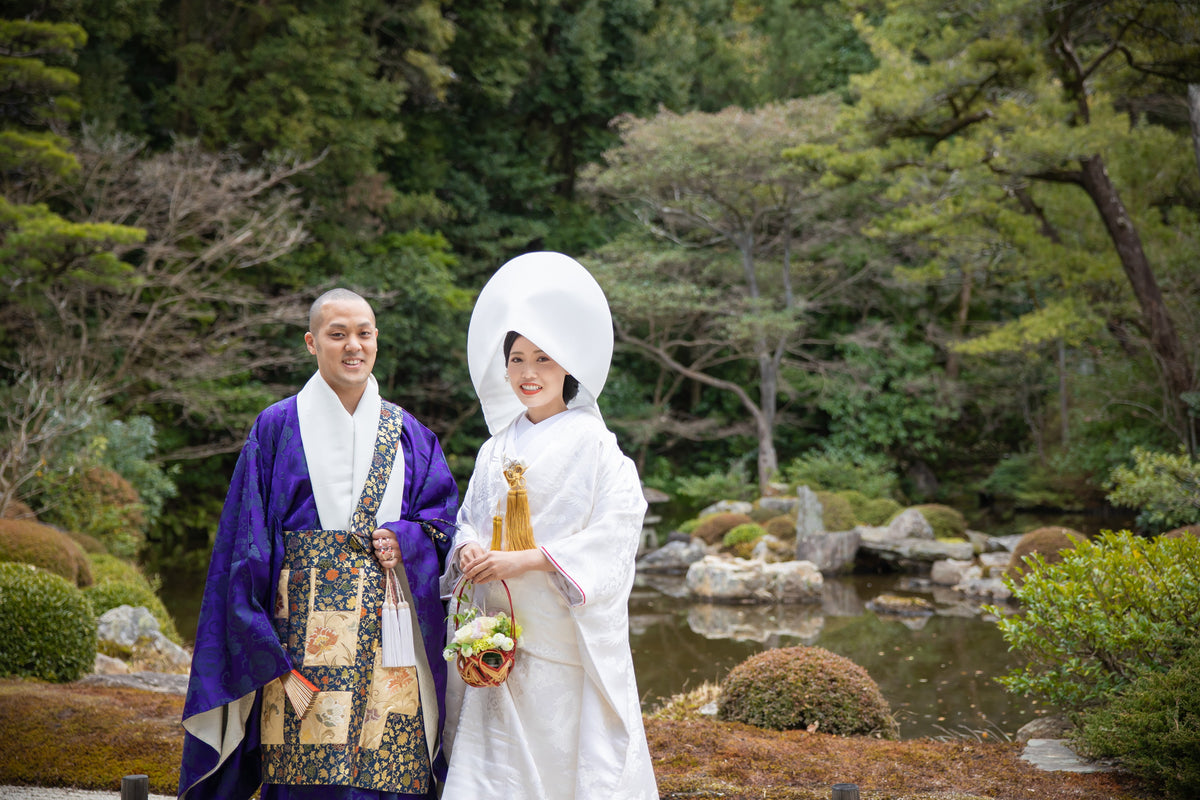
[{"left": 372, "top": 528, "right": 400, "bottom": 570}]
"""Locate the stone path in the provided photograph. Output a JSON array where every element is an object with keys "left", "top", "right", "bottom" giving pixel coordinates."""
[{"left": 1020, "top": 738, "right": 1121, "bottom": 773}]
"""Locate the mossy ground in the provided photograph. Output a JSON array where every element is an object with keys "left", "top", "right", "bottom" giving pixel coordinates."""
[{"left": 0, "top": 679, "right": 1153, "bottom": 799}]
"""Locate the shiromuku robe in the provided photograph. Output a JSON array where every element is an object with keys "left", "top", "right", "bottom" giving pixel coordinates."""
[
  {"left": 178, "top": 376, "right": 457, "bottom": 800},
  {"left": 441, "top": 407, "right": 658, "bottom": 800}
]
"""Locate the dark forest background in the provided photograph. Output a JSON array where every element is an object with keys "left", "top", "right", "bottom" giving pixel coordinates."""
[{"left": 3, "top": 0, "right": 1199, "bottom": 571}]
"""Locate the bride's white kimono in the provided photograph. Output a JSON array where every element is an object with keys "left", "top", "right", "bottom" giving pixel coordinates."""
[{"left": 442, "top": 406, "right": 658, "bottom": 800}]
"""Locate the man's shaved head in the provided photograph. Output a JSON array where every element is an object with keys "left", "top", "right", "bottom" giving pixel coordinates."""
[{"left": 309, "top": 288, "right": 373, "bottom": 331}]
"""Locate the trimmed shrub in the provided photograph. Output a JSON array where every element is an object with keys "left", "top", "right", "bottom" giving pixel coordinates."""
[
  {"left": 1163, "top": 525, "right": 1200, "bottom": 539},
  {"left": 748, "top": 504, "right": 778, "bottom": 523},
  {"left": 836, "top": 490, "right": 871, "bottom": 521},
  {"left": 0, "top": 562, "right": 97, "bottom": 682},
  {"left": 36, "top": 464, "right": 146, "bottom": 559},
  {"left": 1, "top": 499, "right": 35, "bottom": 520},
  {"left": 693, "top": 512, "right": 753, "bottom": 545},
  {"left": 67, "top": 530, "right": 108, "bottom": 554},
  {"left": 86, "top": 554, "right": 181, "bottom": 645},
  {"left": 722, "top": 523, "right": 768, "bottom": 559},
  {"left": 719, "top": 646, "right": 897, "bottom": 738},
  {"left": 1078, "top": 642, "right": 1200, "bottom": 798},
  {"left": 815, "top": 492, "right": 855, "bottom": 532},
  {"left": 860, "top": 497, "right": 902, "bottom": 526},
  {"left": 677, "top": 517, "right": 702, "bottom": 536},
  {"left": 911, "top": 504, "right": 967, "bottom": 540},
  {"left": 764, "top": 515, "right": 796, "bottom": 539},
  {"left": 1006, "top": 526, "right": 1084, "bottom": 582},
  {"left": 0, "top": 518, "right": 94, "bottom": 587},
  {"left": 988, "top": 530, "right": 1200, "bottom": 712}
]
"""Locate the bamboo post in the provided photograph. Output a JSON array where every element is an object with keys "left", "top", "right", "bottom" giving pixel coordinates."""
[
  {"left": 121, "top": 774, "right": 149, "bottom": 800},
  {"left": 831, "top": 784, "right": 860, "bottom": 800}
]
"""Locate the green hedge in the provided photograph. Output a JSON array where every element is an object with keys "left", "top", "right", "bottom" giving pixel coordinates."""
[{"left": 0, "top": 562, "right": 97, "bottom": 682}]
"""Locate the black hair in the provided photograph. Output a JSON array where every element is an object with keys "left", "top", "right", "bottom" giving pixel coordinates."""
[{"left": 503, "top": 330, "right": 580, "bottom": 404}]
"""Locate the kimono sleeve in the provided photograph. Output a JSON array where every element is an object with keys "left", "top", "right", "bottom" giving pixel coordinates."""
[
  {"left": 179, "top": 422, "right": 292, "bottom": 800},
  {"left": 539, "top": 435, "right": 648, "bottom": 608}
]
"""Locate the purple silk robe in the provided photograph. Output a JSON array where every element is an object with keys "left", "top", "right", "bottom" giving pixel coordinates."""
[{"left": 178, "top": 396, "right": 458, "bottom": 800}]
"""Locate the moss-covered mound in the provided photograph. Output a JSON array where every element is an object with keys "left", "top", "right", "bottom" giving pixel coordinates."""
[
  {"left": 764, "top": 514, "right": 797, "bottom": 539},
  {"left": 722, "top": 523, "right": 768, "bottom": 559},
  {"left": 911, "top": 504, "right": 967, "bottom": 540},
  {"left": 718, "top": 645, "right": 898, "bottom": 738},
  {"left": 859, "top": 497, "right": 903, "bottom": 526},
  {"left": 0, "top": 562, "right": 97, "bottom": 682},
  {"left": 815, "top": 492, "right": 856, "bottom": 532},
  {"left": 0, "top": 518, "right": 94, "bottom": 587},
  {"left": 693, "top": 512, "right": 754, "bottom": 545},
  {"left": 1007, "top": 526, "right": 1085, "bottom": 581}
]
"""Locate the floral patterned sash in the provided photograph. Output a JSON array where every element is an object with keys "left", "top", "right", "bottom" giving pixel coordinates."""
[{"left": 261, "top": 401, "right": 430, "bottom": 793}]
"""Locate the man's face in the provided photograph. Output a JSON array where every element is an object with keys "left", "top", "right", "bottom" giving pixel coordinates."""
[{"left": 304, "top": 298, "right": 378, "bottom": 410}]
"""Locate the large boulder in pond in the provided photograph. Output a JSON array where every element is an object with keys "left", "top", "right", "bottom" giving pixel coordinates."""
[
  {"left": 636, "top": 537, "right": 707, "bottom": 574},
  {"left": 685, "top": 556, "right": 821, "bottom": 603},
  {"left": 794, "top": 529, "right": 861, "bottom": 575}
]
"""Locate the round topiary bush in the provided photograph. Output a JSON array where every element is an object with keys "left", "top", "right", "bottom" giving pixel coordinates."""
[
  {"left": 718, "top": 645, "right": 898, "bottom": 738},
  {"left": 0, "top": 518, "right": 94, "bottom": 587},
  {"left": 860, "top": 497, "right": 903, "bottom": 526},
  {"left": 0, "top": 562, "right": 97, "bottom": 681},
  {"left": 764, "top": 514, "right": 797, "bottom": 539},
  {"left": 1007, "top": 526, "right": 1084, "bottom": 582},
  {"left": 911, "top": 504, "right": 967, "bottom": 540},
  {"left": 722, "top": 523, "right": 768, "bottom": 559},
  {"left": 815, "top": 492, "right": 856, "bottom": 532},
  {"left": 693, "top": 512, "right": 754, "bottom": 545}
]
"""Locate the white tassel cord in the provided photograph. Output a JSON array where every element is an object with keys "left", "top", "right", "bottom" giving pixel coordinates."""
[{"left": 382, "top": 568, "right": 417, "bottom": 668}]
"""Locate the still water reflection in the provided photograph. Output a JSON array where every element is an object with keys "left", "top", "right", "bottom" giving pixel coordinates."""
[
  {"left": 629, "top": 573, "right": 1047, "bottom": 740},
  {"left": 163, "top": 569, "right": 1046, "bottom": 741}
]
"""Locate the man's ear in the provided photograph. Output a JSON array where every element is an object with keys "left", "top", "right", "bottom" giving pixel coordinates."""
[{"left": 304, "top": 331, "right": 317, "bottom": 355}]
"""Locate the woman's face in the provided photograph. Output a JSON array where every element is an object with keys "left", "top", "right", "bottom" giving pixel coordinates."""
[{"left": 506, "top": 335, "right": 570, "bottom": 423}]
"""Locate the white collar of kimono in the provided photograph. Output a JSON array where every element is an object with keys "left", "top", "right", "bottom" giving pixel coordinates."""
[
  {"left": 467, "top": 251, "right": 615, "bottom": 436},
  {"left": 296, "top": 372, "right": 406, "bottom": 531},
  {"left": 504, "top": 406, "right": 593, "bottom": 463}
]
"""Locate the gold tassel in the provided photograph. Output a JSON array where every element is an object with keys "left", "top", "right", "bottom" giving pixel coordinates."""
[
  {"left": 491, "top": 515, "right": 503, "bottom": 550},
  {"left": 502, "top": 462, "right": 537, "bottom": 551}
]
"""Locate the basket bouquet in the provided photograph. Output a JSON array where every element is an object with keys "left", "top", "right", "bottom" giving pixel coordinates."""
[{"left": 444, "top": 577, "right": 522, "bottom": 687}]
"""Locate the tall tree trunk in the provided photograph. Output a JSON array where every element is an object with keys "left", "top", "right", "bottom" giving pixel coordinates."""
[
  {"left": 1078, "top": 155, "right": 1195, "bottom": 445},
  {"left": 757, "top": 355, "right": 779, "bottom": 491}
]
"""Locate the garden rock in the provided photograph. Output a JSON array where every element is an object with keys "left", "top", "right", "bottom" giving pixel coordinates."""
[
  {"left": 978, "top": 551, "right": 1012, "bottom": 577},
  {"left": 699, "top": 500, "right": 753, "bottom": 517},
  {"left": 685, "top": 556, "right": 821, "bottom": 603},
  {"left": 97, "top": 604, "right": 191, "bottom": 670},
  {"left": 794, "top": 486, "right": 824, "bottom": 538},
  {"left": 794, "top": 529, "right": 860, "bottom": 574},
  {"left": 93, "top": 653, "right": 129, "bottom": 675},
  {"left": 756, "top": 495, "right": 798, "bottom": 516},
  {"left": 637, "top": 538, "right": 707, "bottom": 573},
  {"left": 953, "top": 574, "right": 1012, "bottom": 601},
  {"left": 931, "top": 558, "right": 975, "bottom": 586},
  {"left": 749, "top": 533, "right": 792, "bottom": 563},
  {"left": 886, "top": 508, "right": 935, "bottom": 540}
]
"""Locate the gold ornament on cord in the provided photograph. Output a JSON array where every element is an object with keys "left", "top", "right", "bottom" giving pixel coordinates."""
[{"left": 496, "top": 460, "right": 536, "bottom": 551}]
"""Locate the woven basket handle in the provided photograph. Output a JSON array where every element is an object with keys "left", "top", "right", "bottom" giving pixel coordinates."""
[{"left": 452, "top": 574, "right": 515, "bottom": 626}]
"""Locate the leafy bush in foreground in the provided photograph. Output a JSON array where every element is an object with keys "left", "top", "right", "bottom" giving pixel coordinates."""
[
  {"left": 988, "top": 530, "right": 1200, "bottom": 713},
  {"left": 1078, "top": 641, "right": 1200, "bottom": 798},
  {"left": 718, "top": 645, "right": 897, "bottom": 738},
  {"left": 0, "top": 562, "right": 97, "bottom": 682}
]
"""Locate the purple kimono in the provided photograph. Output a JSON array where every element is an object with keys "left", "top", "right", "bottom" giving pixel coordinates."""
[{"left": 178, "top": 395, "right": 457, "bottom": 800}]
